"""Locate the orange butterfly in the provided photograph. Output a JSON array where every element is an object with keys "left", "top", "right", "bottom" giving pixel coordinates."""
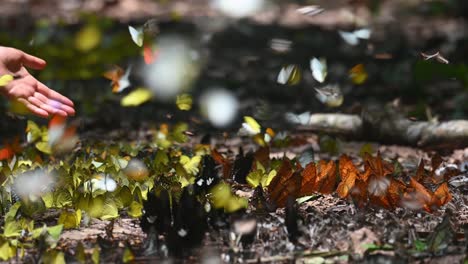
[
  {"left": 337, "top": 155, "right": 359, "bottom": 198},
  {"left": 403, "top": 178, "right": 452, "bottom": 213},
  {"left": 48, "top": 115, "right": 78, "bottom": 154},
  {"left": 143, "top": 44, "right": 159, "bottom": 65},
  {"left": 103, "top": 65, "right": 132, "bottom": 93},
  {"left": 0, "top": 136, "right": 21, "bottom": 160},
  {"left": 268, "top": 158, "right": 299, "bottom": 207},
  {"left": 211, "top": 149, "right": 232, "bottom": 180}
]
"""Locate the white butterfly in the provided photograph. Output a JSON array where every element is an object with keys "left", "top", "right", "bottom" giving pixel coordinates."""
[
  {"left": 128, "top": 25, "right": 144, "bottom": 47},
  {"left": 296, "top": 5, "right": 324, "bottom": 16},
  {"left": 285, "top": 111, "right": 311, "bottom": 125},
  {"left": 84, "top": 174, "right": 117, "bottom": 192},
  {"left": 314, "top": 84, "right": 343, "bottom": 107},
  {"left": 277, "top": 65, "right": 299, "bottom": 85},
  {"left": 310, "top": 57, "right": 327, "bottom": 83},
  {"left": 339, "top": 28, "right": 371, "bottom": 46},
  {"left": 298, "top": 147, "right": 315, "bottom": 168}
]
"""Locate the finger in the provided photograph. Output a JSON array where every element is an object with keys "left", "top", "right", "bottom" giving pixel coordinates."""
[
  {"left": 20, "top": 51, "right": 46, "bottom": 70},
  {"left": 58, "top": 103, "right": 75, "bottom": 116},
  {"left": 17, "top": 98, "right": 49, "bottom": 118},
  {"left": 34, "top": 91, "right": 76, "bottom": 117},
  {"left": 33, "top": 92, "right": 71, "bottom": 116},
  {"left": 28, "top": 94, "right": 67, "bottom": 117},
  {"left": 37, "top": 82, "right": 74, "bottom": 107}
]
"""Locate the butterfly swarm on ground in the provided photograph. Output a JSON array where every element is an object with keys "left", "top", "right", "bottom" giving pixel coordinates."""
[{"left": 213, "top": 148, "right": 456, "bottom": 212}]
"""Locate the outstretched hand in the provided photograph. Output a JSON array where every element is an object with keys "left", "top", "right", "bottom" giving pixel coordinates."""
[{"left": 0, "top": 46, "right": 75, "bottom": 118}]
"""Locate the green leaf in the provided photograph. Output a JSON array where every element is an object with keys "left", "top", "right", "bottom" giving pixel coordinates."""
[
  {"left": 121, "top": 88, "right": 152, "bottom": 107},
  {"left": 58, "top": 209, "right": 82, "bottom": 229},
  {"left": 414, "top": 239, "right": 427, "bottom": 252}
]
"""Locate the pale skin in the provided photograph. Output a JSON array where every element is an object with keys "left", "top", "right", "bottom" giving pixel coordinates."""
[{"left": 0, "top": 46, "right": 75, "bottom": 118}]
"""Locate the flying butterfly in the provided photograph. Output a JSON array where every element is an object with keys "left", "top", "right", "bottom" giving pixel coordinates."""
[
  {"left": 48, "top": 115, "right": 78, "bottom": 154},
  {"left": 349, "top": 63, "right": 368, "bottom": 85},
  {"left": 238, "top": 116, "right": 275, "bottom": 146},
  {"left": 310, "top": 57, "right": 327, "bottom": 83},
  {"left": 0, "top": 136, "right": 21, "bottom": 161},
  {"left": 128, "top": 25, "right": 144, "bottom": 47},
  {"left": 285, "top": 111, "right": 311, "bottom": 126},
  {"left": 277, "top": 65, "right": 301, "bottom": 85},
  {"left": 143, "top": 44, "right": 159, "bottom": 65},
  {"left": 296, "top": 5, "right": 324, "bottom": 16},
  {"left": 339, "top": 28, "right": 371, "bottom": 46},
  {"left": 314, "top": 84, "right": 343, "bottom": 107},
  {"left": 103, "top": 65, "right": 132, "bottom": 93},
  {"left": 420, "top": 51, "right": 449, "bottom": 64}
]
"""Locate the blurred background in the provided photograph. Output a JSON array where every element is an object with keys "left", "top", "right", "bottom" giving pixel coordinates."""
[{"left": 1, "top": 0, "right": 467, "bottom": 138}]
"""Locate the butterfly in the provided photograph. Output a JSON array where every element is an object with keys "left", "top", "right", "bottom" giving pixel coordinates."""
[
  {"left": 349, "top": 63, "right": 368, "bottom": 85},
  {"left": 339, "top": 28, "right": 371, "bottom": 46},
  {"left": 314, "top": 84, "right": 343, "bottom": 107},
  {"left": 285, "top": 111, "right": 311, "bottom": 126},
  {"left": 48, "top": 115, "right": 78, "bottom": 154},
  {"left": 128, "top": 25, "right": 144, "bottom": 47},
  {"left": 128, "top": 22, "right": 159, "bottom": 64},
  {"left": 0, "top": 136, "right": 21, "bottom": 160},
  {"left": 277, "top": 65, "right": 301, "bottom": 85},
  {"left": 420, "top": 51, "right": 449, "bottom": 64},
  {"left": 310, "top": 57, "right": 327, "bottom": 83},
  {"left": 103, "top": 65, "right": 132, "bottom": 93},
  {"left": 143, "top": 44, "right": 159, "bottom": 65},
  {"left": 296, "top": 5, "right": 324, "bottom": 16}
]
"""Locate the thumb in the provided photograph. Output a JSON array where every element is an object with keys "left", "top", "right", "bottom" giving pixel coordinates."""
[{"left": 21, "top": 51, "right": 46, "bottom": 70}]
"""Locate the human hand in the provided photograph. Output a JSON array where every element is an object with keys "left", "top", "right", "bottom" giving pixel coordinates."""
[{"left": 0, "top": 46, "right": 75, "bottom": 118}]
